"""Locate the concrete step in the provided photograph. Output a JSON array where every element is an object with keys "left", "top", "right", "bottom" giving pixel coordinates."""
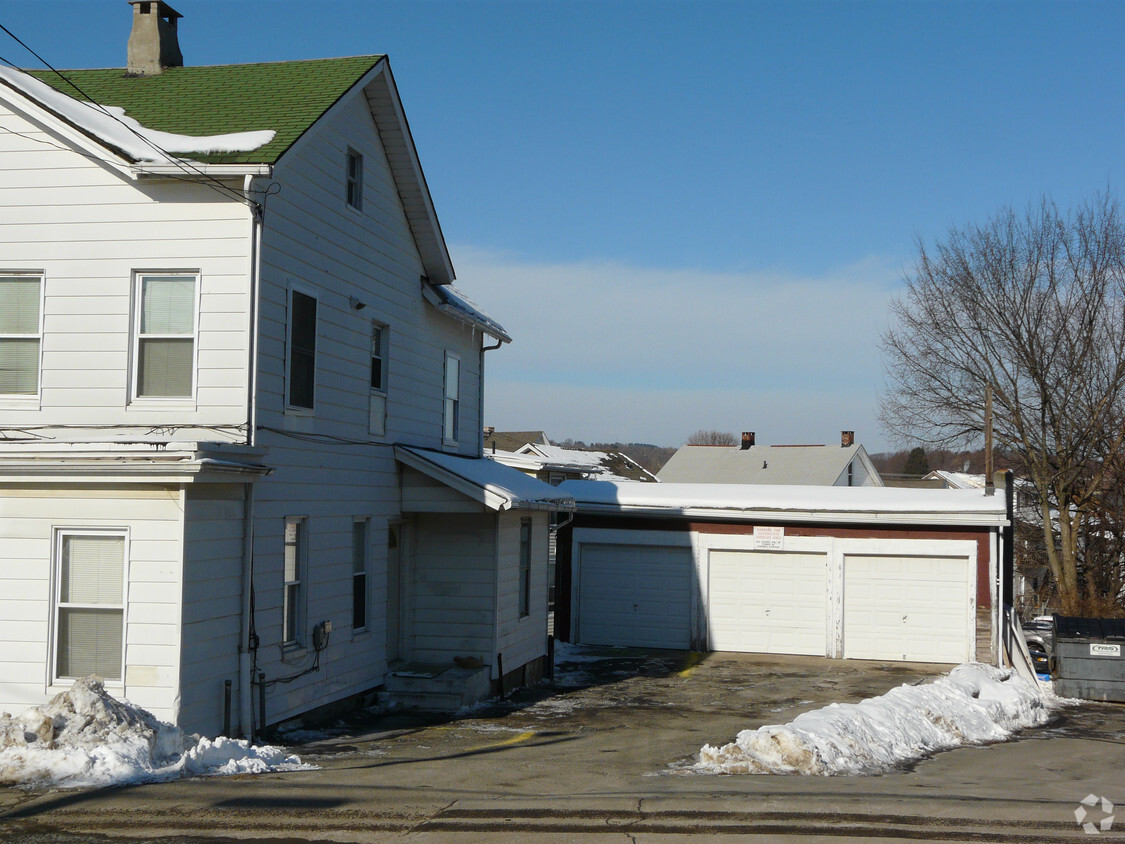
[{"left": 383, "top": 663, "right": 492, "bottom": 712}]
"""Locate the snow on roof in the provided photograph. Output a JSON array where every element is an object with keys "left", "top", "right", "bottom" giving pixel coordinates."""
[
  {"left": 0, "top": 677, "right": 311, "bottom": 789},
  {"left": 658, "top": 443, "right": 870, "bottom": 485},
  {"left": 523, "top": 444, "right": 658, "bottom": 483},
  {"left": 0, "top": 65, "right": 274, "bottom": 163},
  {"left": 427, "top": 283, "right": 510, "bottom": 343},
  {"left": 924, "top": 470, "right": 987, "bottom": 489},
  {"left": 396, "top": 445, "right": 574, "bottom": 512},
  {"left": 695, "top": 663, "right": 1054, "bottom": 775},
  {"left": 557, "top": 479, "right": 1008, "bottom": 524}
]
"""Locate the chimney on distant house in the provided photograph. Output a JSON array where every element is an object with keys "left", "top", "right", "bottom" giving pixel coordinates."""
[
  {"left": 841, "top": 430, "right": 855, "bottom": 448},
  {"left": 741, "top": 431, "right": 755, "bottom": 450},
  {"left": 127, "top": 1, "right": 184, "bottom": 76}
]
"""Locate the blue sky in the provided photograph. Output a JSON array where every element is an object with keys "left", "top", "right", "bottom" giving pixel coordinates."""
[{"left": 3, "top": 0, "right": 1123, "bottom": 451}]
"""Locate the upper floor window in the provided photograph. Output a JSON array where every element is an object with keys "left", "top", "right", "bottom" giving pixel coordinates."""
[
  {"left": 443, "top": 352, "right": 460, "bottom": 444},
  {"left": 369, "top": 322, "right": 388, "bottom": 436},
  {"left": 134, "top": 272, "right": 197, "bottom": 398},
  {"left": 0, "top": 273, "right": 43, "bottom": 396},
  {"left": 54, "top": 530, "right": 126, "bottom": 682},
  {"left": 346, "top": 148, "right": 363, "bottom": 211},
  {"left": 288, "top": 289, "right": 317, "bottom": 410}
]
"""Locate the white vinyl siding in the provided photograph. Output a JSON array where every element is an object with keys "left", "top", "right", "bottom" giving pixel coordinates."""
[
  {"left": 0, "top": 101, "right": 252, "bottom": 440},
  {"left": 0, "top": 274, "right": 42, "bottom": 396},
  {"left": 134, "top": 272, "right": 197, "bottom": 399},
  {"left": 54, "top": 531, "right": 127, "bottom": 681},
  {"left": 443, "top": 352, "right": 459, "bottom": 444}
]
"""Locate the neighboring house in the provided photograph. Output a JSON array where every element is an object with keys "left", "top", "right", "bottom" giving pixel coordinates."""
[
  {"left": 657, "top": 431, "right": 883, "bottom": 487},
  {"left": 0, "top": 2, "right": 572, "bottom": 736},
  {"left": 556, "top": 481, "right": 1011, "bottom": 666},
  {"left": 924, "top": 471, "right": 986, "bottom": 490},
  {"left": 483, "top": 428, "right": 551, "bottom": 454}
]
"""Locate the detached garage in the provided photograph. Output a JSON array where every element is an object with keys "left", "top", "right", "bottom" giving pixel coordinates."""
[{"left": 557, "top": 483, "right": 1009, "bottom": 666}]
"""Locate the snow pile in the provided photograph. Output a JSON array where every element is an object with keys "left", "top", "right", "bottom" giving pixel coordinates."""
[
  {"left": 0, "top": 677, "right": 310, "bottom": 789},
  {"left": 696, "top": 663, "right": 1053, "bottom": 775},
  {"left": 0, "top": 66, "right": 275, "bottom": 161}
]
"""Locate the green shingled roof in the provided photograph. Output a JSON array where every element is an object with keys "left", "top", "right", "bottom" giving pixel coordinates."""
[{"left": 27, "top": 56, "right": 384, "bottom": 164}]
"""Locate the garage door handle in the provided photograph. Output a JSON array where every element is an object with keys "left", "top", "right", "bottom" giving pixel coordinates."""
[{"left": 903, "top": 615, "right": 908, "bottom": 623}]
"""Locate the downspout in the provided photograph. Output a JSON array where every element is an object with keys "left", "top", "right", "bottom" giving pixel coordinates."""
[
  {"left": 239, "top": 176, "right": 264, "bottom": 736},
  {"left": 478, "top": 335, "right": 504, "bottom": 459}
]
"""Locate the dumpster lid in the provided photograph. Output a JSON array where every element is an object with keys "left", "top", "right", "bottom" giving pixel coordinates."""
[{"left": 1054, "top": 615, "right": 1125, "bottom": 640}]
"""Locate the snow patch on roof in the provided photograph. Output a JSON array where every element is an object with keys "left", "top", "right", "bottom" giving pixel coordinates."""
[
  {"left": 695, "top": 663, "right": 1055, "bottom": 775},
  {"left": 432, "top": 284, "right": 509, "bottom": 342},
  {"left": 0, "top": 677, "right": 311, "bottom": 789},
  {"left": 559, "top": 479, "right": 1007, "bottom": 517},
  {"left": 0, "top": 65, "right": 275, "bottom": 162}
]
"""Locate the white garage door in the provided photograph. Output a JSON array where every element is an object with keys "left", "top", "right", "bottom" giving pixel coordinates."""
[
  {"left": 576, "top": 543, "right": 692, "bottom": 649},
  {"left": 843, "top": 555, "right": 971, "bottom": 663},
  {"left": 707, "top": 550, "right": 828, "bottom": 656}
]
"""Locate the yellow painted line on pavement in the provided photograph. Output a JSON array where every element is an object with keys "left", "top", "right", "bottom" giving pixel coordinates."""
[
  {"left": 677, "top": 652, "right": 706, "bottom": 677},
  {"left": 468, "top": 730, "right": 536, "bottom": 751}
]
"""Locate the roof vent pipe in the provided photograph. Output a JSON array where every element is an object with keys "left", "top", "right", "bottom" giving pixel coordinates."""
[
  {"left": 127, "top": 0, "right": 184, "bottom": 76},
  {"left": 841, "top": 430, "right": 855, "bottom": 448},
  {"left": 740, "top": 431, "right": 755, "bottom": 450}
]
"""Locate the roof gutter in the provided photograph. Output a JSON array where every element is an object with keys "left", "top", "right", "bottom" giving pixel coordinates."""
[{"left": 133, "top": 162, "right": 273, "bottom": 177}]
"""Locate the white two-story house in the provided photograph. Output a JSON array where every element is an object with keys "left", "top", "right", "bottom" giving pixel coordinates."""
[{"left": 0, "top": 1, "right": 571, "bottom": 736}]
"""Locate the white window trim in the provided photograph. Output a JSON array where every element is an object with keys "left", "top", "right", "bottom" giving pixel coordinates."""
[
  {"left": 283, "top": 516, "right": 308, "bottom": 648},
  {"left": 443, "top": 351, "right": 460, "bottom": 447},
  {"left": 0, "top": 271, "right": 45, "bottom": 408},
  {"left": 50, "top": 527, "right": 129, "bottom": 688},
  {"left": 129, "top": 269, "right": 200, "bottom": 406},
  {"left": 352, "top": 517, "right": 370, "bottom": 635},
  {"left": 285, "top": 284, "right": 318, "bottom": 414},
  {"left": 368, "top": 321, "right": 388, "bottom": 437},
  {"left": 346, "top": 147, "right": 363, "bottom": 213}
]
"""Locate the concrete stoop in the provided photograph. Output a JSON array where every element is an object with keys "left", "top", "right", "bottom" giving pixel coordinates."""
[{"left": 381, "top": 662, "right": 492, "bottom": 712}]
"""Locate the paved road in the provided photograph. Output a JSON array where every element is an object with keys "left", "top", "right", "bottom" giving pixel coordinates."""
[{"left": 2, "top": 649, "right": 1122, "bottom": 842}]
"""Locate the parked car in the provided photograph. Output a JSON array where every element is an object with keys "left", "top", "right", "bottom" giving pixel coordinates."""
[
  {"left": 1026, "top": 641, "right": 1052, "bottom": 675},
  {"left": 1022, "top": 616, "right": 1055, "bottom": 654}
]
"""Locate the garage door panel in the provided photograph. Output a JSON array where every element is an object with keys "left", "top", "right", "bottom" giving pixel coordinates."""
[
  {"left": 707, "top": 550, "right": 828, "bottom": 656},
  {"left": 577, "top": 543, "right": 692, "bottom": 649},
  {"left": 843, "top": 554, "right": 970, "bottom": 663}
]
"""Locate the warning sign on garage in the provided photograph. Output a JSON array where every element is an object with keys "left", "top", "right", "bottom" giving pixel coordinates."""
[{"left": 753, "top": 526, "right": 784, "bottom": 550}]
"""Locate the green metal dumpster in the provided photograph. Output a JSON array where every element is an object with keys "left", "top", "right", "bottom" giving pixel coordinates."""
[{"left": 1053, "top": 615, "right": 1125, "bottom": 702}]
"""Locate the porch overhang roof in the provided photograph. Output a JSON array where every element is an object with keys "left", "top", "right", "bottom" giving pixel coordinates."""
[{"left": 395, "top": 445, "right": 575, "bottom": 512}]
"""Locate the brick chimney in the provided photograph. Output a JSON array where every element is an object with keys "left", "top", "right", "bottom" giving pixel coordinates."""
[
  {"left": 127, "top": 1, "right": 184, "bottom": 76},
  {"left": 841, "top": 430, "right": 855, "bottom": 447},
  {"left": 740, "top": 431, "right": 755, "bottom": 450}
]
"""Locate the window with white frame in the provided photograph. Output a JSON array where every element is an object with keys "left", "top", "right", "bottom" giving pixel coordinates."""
[
  {"left": 0, "top": 273, "right": 42, "bottom": 396},
  {"left": 288, "top": 289, "right": 317, "bottom": 409},
  {"left": 54, "top": 531, "right": 126, "bottom": 682},
  {"left": 443, "top": 352, "right": 459, "bottom": 444},
  {"left": 134, "top": 273, "right": 197, "bottom": 398},
  {"left": 283, "top": 517, "right": 307, "bottom": 646},
  {"left": 352, "top": 518, "right": 368, "bottom": 632},
  {"left": 369, "top": 322, "right": 388, "bottom": 436},
  {"left": 346, "top": 148, "right": 363, "bottom": 211},
  {"left": 519, "top": 518, "right": 531, "bottom": 618}
]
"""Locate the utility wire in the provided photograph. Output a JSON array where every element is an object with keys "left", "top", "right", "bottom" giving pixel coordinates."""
[{"left": 0, "top": 24, "right": 262, "bottom": 214}]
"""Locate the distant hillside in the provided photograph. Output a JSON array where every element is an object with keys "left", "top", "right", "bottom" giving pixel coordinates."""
[{"left": 870, "top": 447, "right": 1017, "bottom": 479}]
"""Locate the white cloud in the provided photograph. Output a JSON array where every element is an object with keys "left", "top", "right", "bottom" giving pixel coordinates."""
[{"left": 455, "top": 247, "right": 903, "bottom": 450}]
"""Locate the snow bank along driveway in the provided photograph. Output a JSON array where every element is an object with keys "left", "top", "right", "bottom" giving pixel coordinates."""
[
  {"left": 696, "top": 663, "right": 1055, "bottom": 775},
  {"left": 0, "top": 678, "right": 311, "bottom": 789}
]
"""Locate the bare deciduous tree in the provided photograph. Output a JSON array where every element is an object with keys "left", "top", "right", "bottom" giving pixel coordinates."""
[
  {"left": 881, "top": 194, "right": 1125, "bottom": 614},
  {"left": 685, "top": 429, "right": 738, "bottom": 446}
]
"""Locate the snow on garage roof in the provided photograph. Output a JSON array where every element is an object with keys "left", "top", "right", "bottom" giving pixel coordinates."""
[
  {"left": 557, "top": 480, "right": 1008, "bottom": 526},
  {"left": 396, "top": 445, "right": 574, "bottom": 512}
]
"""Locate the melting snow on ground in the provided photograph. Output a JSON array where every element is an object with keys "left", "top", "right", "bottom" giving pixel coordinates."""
[
  {"left": 696, "top": 663, "right": 1055, "bottom": 775},
  {"left": 0, "top": 677, "right": 312, "bottom": 789}
]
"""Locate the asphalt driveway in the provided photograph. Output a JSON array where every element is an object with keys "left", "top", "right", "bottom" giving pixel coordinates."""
[{"left": 3, "top": 647, "right": 1123, "bottom": 842}]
